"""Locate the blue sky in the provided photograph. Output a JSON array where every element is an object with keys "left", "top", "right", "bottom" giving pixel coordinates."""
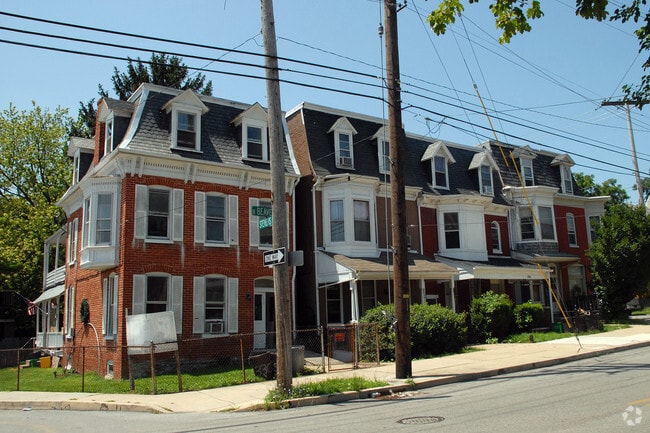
[{"left": 1, "top": 0, "right": 648, "bottom": 199}]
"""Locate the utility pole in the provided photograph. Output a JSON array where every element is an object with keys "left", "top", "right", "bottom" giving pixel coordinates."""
[
  {"left": 384, "top": 0, "right": 411, "bottom": 379},
  {"left": 601, "top": 100, "right": 645, "bottom": 206},
  {"left": 261, "top": 0, "right": 292, "bottom": 391}
]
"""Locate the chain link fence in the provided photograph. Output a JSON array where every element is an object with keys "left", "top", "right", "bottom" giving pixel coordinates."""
[{"left": 0, "top": 324, "right": 379, "bottom": 394}]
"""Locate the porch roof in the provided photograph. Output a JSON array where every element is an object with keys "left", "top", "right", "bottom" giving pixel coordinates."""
[
  {"left": 34, "top": 285, "right": 65, "bottom": 304},
  {"left": 436, "top": 256, "right": 551, "bottom": 281},
  {"left": 317, "top": 251, "right": 457, "bottom": 285}
]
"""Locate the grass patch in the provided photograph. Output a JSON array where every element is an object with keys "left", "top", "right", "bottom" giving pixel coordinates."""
[
  {"left": 631, "top": 306, "right": 650, "bottom": 316},
  {"left": 264, "top": 377, "right": 388, "bottom": 409},
  {"left": 503, "top": 322, "right": 631, "bottom": 343},
  {"left": 0, "top": 366, "right": 264, "bottom": 394}
]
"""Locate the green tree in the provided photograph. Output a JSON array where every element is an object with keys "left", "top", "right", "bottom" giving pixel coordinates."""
[
  {"left": 632, "top": 172, "right": 650, "bottom": 202},
  {"left": 589, "top": 204, "right": 650, "bottom": 319},
  {"left": 574, "top": 172, "right": 629, "bottom": 207},
  {"left": 427, "top": 0, "right": 650, "bottom": 105},
  {"left": 0, "top": 103, "right": 72, "bottom": 334},
  {"left": 75, "top": 53, "right": 213, "bottom": 138}
]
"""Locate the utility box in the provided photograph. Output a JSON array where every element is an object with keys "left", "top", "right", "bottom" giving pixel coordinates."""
[{"left": 39, "top": 356, "right": 51, "bottom": 368}]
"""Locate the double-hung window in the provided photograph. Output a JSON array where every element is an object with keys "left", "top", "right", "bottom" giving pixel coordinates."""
[
  {"left": 480, "top": 165, "right": 493, "bottom": 195},
  {"left": 539, "top": 206, "right": 555, "bottom": 240},
  {"left": 193, "top": 276, "right": 239, "bottom": 335},
  {"left": 249, "top": 198, "right": 276, "bottom": 248},
  {"left": 434, "top": 156, "right": 448, "bottom": 189},
  {"left": 491, "top": 221, "right": 501, "bottom": 253},
  {"left": 68, "top": 218, "right": 78, "bottom": 265},
  {"left": 96, "top": 194, "right": 113, "bottom": 244},
  {"left": 353, "top": 200, "right": 371, "bottom": 242},
  {"left": 520, "top": 207, "right": 535, "bottom": 240},
  {"left": 103, "top": 274, "right": 118, "bottom": 339},
  {"left": 205, "top": 195, "right": 226, "bottom": 243},
  {"left": 245, "top": 125, "right": 267, "bottom": 160},
  {"left": 521, "top": 158, "right": 534, "bottom": 186},
  {"left": 444, "top": 212, "right": 460, "bottom": 249},
  {"left": 330, "top": 200, "right": 345, "bottom": 242},
  {"left": 378, "top": 139, "right": 390, "bottom": 174},
  {"left": 104, "top": 119, "right": 113, "bottom": 156},
  {"left": 162, "top": 90, "right": 207, "bottom": 152},
  {"left": 329, "top": 117, "right": 357, "bottom": 169},
  {"left": 135, "top": 185, "right": 184, "bottom": 242},
  {"left": 176, "top": 112, "right": 197, "bottom": 149},
  {"left": 195, "top": 192, "right": 238, "bottom": 246},
  {"left": 566, "top": 213, "right": 577, "bottom": 246},
  {"left": 133, "top": 273, "right": 183, "bottom": 334},
  {"left": 561, "top": 166, "right": 573, "bottom": 194}
]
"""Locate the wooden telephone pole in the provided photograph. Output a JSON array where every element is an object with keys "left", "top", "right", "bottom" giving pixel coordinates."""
[
  {"left": 384, "top": 0, "right": 412, "bottom": 379},
  {"left": 261, "top": 0, "right": 292, "bottom": 391}
]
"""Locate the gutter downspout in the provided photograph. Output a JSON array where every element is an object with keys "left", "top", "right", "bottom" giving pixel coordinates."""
[
  {"left": 313, "top": 176, "right": 323, "bottom": 327},
  {"left": 291, "top": 178, "right": 297, "bottom": 333}
]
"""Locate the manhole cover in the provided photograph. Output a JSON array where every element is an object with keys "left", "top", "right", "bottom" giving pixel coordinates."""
[{"left": 398, "top": 416, "right": 445, "bottom": 425}]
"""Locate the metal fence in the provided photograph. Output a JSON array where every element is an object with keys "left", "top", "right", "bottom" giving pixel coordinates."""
[{"left": 0, "top": 324, "right": 379, "bottom": 394}]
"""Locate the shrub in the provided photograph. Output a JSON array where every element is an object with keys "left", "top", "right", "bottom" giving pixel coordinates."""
[
  {"left": 410, "top": 303, "right": 467, "bottom": 357},
  {"left": 513, "top": 301, "right": 544, "bottom": 331},
  {"left": 359, "top": 304, "right": 396, "bottom": 361},
  {"left": 469, "top": 291, "right": 513, "bottom": 342},
  {"left": 359, "top": 303, "right": 467, "bottom": 361}
]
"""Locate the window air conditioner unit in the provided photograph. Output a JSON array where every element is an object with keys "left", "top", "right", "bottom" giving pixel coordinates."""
[
  {"left": 208, "top": 321, "right": 224, "bottom": 334},
  {"left": 338, "top": 156, "right": 353, "bottom": 167}
]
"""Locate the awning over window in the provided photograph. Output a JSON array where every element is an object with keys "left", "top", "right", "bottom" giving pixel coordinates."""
[
  {"left": 436, "top": 256, "right": 551, "bottom": 281},
  {"left": 318, "top": 251, "right": 457, "bottom": 284},
  {"left": 33, "top": 285, "right": 65, "bottom": 304},
  {"left": 317, "top": 251, "right": 356, "bottom": 286}
]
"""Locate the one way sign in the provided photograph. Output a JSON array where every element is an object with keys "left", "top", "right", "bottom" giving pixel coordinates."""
[{"left": 263, "top": 247, "right": 286, "bottom": 267}]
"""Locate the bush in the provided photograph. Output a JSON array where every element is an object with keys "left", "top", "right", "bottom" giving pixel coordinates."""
[
  {"left": 410, "top": 303, "right": 467, "bottom": 357},
  {"left": 359, "top": 303, "right": 467, "bottom": 361},
  {"left": 359, "top": 304, "right": 396, "bottom": 361},
  {"left": 469, "top": 291, "right": 513, "bottom": 342},
  {"left": 513, "top": 301, "right": 544, "bottom": 331}
]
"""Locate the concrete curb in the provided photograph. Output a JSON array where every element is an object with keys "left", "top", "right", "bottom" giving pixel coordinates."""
[{"left": 1, "top": 400, "right": 161, "bottom": 413}]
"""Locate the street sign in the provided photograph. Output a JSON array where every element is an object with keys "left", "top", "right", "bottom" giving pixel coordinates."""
[
  {"left": 259, "top": 216, "right": 272, "bottom": 229},
  {"left": 263, "top": 247, "right": 286, "bottom": 267},
  {"left": 252, "top": 206, "right": 272, "bottom": 217}
]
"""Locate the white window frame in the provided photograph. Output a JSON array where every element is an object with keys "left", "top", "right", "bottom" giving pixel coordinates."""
[
  {"left": 194, "top": 192, "right": 239, "bottom": 246},
  {"left": 135, "top": 185, "right": 184, "bottom": 243},
  {"left": 102, "top": 274, "right": 118, "bottom": 339},
  {"left": 82, "top": 192, "right": 117, "bottom": 247},
  {"left": 171, "top": 107, "right": 202, "bottom": 151},
  {"left": 68, "top": 218, "right": 78, "bottom": 265},
  {"left": 560, "top": 166, "right": 573, "bottom": 194},
  {"left": 479, "top": 165, "right": 494, "bottom": 196},
  {"left": 443, "top": 212, "right": 460, "bottom": 249},
  {"left": 491, "top": 221, "right": 502, "bottom": 254},
  {"left": 519, "top": 205, "right": 556, "bottom": 241},
  {"left": 353, "top": 200, "right": 371, "bottom": 242},
  {"left": 329, "top": 199, "right": 345, "bottom": 243},
  {"left": 520, "top": 158, "right": 534, "bottom": 186},
  {"left": 519, "top": 207, "right": 536, "bottom": 240},
  {"left": 433, "top": 155, "right": 449, "bottom": 189},
  {"left": 132, "top": 273, "right": 183, "bottom": 334},
  {"left": 322, "top": 186, "right": 377, "bottom": 255},
  {"left": 72, "top": 150, "right": 81, "bottom": 185},
  {"left": 193, "top": 275, "right": 239, "bottom": 335},
  {"left": 104, "top": 117, "right": 114, "bottom": 156},
  {"left": 539, "top": 206, "right": 555, "bottom": 240},
  {"left": 249, "top": 198, "right": 278, "bottom": 249},
  {"left": 378, "top": 138, "right": 390, "bottom": 175},
  {"left": 243, "top": 120, "right": 269, "bottom": 161},
  {"left": 335, "top": 131, "right": 354, "bottom": 169},
  {"left": 566, "top": 213, "right": 578, "bottom": 246},
  {"left": 65, "top": 285, "right": 75, "bottom": 339}
]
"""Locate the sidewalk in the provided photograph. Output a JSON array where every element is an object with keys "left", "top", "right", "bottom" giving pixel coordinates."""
[{"left": 2, "top": 324, "right": 650, "bottom": 413}]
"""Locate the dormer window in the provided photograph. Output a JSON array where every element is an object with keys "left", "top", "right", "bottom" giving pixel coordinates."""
[
  {"left": 421, "top": 140, "right": 455, "bottom": 190},
  {"left": 104, "top": 118, "right": 114, "bottom": 156},
  {"left": 520, "top": 158, "right": 534, "bottom": 186},
  {"left": 243, "top": 122, "right": 268, "bottom": 161},
  {"left": 480, "top": 165, "right": 493, "bottom": 195},
  {"left": 373, "top": 126, "right": 390, "bottom": 175},
  {"left": 434, "top": 156, "right": 449, "bottom": 189},
  {"left": 232, "top": 102, "right": 270, "bottom": 162},
  {"left": 328, "top": 117, "right": 357, "bottom": 170},
  {"left": 560, "top": 166, "right": 573, "bottom": 194},
  {"left": 162, "top": 89, "right": 209, "bottom": 153},
  {"left": 469, "top": 150, "right": 499, "bottom": 196}
]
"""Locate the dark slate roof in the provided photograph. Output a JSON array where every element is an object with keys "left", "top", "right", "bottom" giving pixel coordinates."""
[
  {"left": 296, "top": 105, "right": 509, "bottom": 205},
  {"left": 124, "top": 87, "right": 297, "bottom": 175},
  {"left": 103, "top": 98, "right": 135, "bottom": 116},
  {"left": 488, "top": 141, "right": 583, "bottom": 196}
]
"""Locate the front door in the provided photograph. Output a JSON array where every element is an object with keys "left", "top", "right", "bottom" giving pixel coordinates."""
[{"left": 254, "top": 289, "right": 275, "bottom": 349}]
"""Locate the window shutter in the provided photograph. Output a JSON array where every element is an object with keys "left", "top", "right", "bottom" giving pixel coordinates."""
[
  {"left": 228, "top": 195, "right": 239, "bottom": 245},
  {"left": 227, "top": 278, "right": 239, "bottom": 334},
  {"left": 172, "top": 189, "right": 184, "bottom": 242},
  {"left": 132, "top": 274, "right": 146, "bottom": 315},
  {"left": 111, "top": 275, "right": 119, "bottom": 337},
  {"left": 134, "top": 185, "right": 148, "bottom": 239},
  {"left": 194, "top": 191, "right": 205, "bottom": 244},
  {"left": 102, "top": 278, "right": 108, "bottom": 335},
  {"left": 193, "top": 277, "right": 205, "bottom": 334},
  {"left": 171, "top": 276, "right": 183, "bottom": 334},
  {"left": 249, "top": 198, "right": 259, "bottom": 247}
]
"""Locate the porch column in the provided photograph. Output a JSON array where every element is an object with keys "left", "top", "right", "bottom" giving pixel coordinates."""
[
  {"left": 450, "top": 278, "right": 457, "bottom": 313},
  {"left": 350, "top": 279, "right": 359, "bottom": 323},
  {"left": 419, "top": 279, "right": 425, "bottom": 304}
]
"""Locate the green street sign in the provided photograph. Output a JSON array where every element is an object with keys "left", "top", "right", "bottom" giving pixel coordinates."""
[
  {"left": 259, "top": 216, "right": 272, "bottom": 229},
  {"left": 252, "top": 206, "right": 272, "bottom": 217}
]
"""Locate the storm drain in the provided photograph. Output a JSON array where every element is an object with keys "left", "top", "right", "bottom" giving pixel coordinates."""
[{"left": 397, "top": 416, "right": 445, "bottom": 425}]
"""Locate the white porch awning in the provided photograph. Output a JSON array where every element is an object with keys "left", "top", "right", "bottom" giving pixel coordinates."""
[
  {"left": 316, "top": 251, "right": 356, "bottom": 286},
  {"left": 33, "top": 285, "right": 65, "bottom": 304}
]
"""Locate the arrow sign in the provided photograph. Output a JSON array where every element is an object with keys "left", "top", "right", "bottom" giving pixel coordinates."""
[{"left": 263, "top": 247, "right": 286, "bottom": 267}]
